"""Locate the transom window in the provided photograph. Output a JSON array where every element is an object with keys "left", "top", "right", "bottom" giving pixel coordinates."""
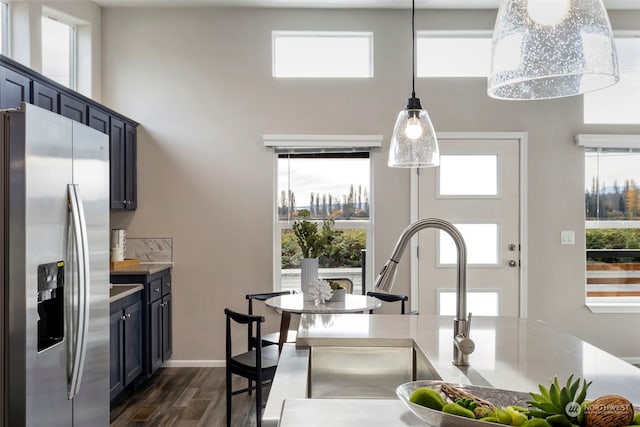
[
  {"left": 41, "top": 15, "right": 76, "bottom": 89},
  {"left": 584, "top": 36, "right": 640, "bottom": 125},
  {"left": 417, "top": 31, "right": 493, "bottom": 78},
  {"left": 272, "top": 31, "right": 373, "bottom": 78}
]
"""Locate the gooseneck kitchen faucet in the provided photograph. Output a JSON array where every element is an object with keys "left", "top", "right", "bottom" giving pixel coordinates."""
[{"left": 374, "top": 218, "right": 475, "bottom": 366}]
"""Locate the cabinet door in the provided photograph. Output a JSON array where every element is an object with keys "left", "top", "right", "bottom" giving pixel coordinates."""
[
  {"left": 162, "top": 294, "right": 172, "bottom": 362},
  {"left": 88, "top": 106, "right": 109, "bottom": 134},
  {"left": 109, "top": 117, "right": 126, "bottom": 209},
  {"left": 109, "top": 310, "right": 124, "bottom": 400},
  {"left": 162, "top": 274, "right": 172, "bottom": 297},
  {"left": 32, "top": 81, "right": 59, "bottom": 113},
  {"left": 124, "top": 123, "right": 137, "bottom": 210},
  {"left": 60, "top": 93, "right": 87, "bottom": 123},
  {"left": 149, "top": 298, "right": 163, "bottom": 375},
  {"left": 123, "top": 299, "right": 143, "bottom": 386},
  {"left": 0, "top": 67, "right": 31, "bottom": 109}
]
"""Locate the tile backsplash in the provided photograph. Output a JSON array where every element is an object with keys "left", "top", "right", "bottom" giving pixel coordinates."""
[{"left": 126, "top": 238, "right": 173, "bottom": 263}]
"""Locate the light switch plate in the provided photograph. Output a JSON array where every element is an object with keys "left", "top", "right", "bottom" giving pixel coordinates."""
[{"left": 561, "top": 230, "right": 575, "bottom": 245}]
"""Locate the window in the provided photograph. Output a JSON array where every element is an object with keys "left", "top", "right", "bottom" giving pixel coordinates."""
[
  {"left": 266, "top": 135, "right": 380, "bottom": 295},
  {"left": 584, "top": 36, "right": 640, "bottom": 124},
  {"left": 578, "top": 134, "right": 640, "bottom": 311},
  {"left": 417, "top": 31, "right": 493, "bottom": 77},
  {"left": 438, "top": 290, "right": 500, "bottom": 316},
  {"left": 0, "top": 2, "right": 8, "bottom": 55},
  {"left": 272, "top": 31, "right": 373, "bottom": 78},
  {"left": 41, "top": 16, "right": 76, "bottom": 88}
]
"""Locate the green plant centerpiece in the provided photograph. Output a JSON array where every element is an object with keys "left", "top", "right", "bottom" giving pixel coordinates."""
[
  {"left": 292, "top": 209, "right": 338, "bottom": 259},
  {"left": 327, "top": 280, "right": 346, "bottom": 302},
  {"left": 292, "top": 209, "right": 339, "bottom": 300}
]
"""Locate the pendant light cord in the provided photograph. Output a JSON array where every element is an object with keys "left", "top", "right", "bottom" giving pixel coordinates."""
[{"left": 411, "top": 0, "right": 416, "bottom": 99}]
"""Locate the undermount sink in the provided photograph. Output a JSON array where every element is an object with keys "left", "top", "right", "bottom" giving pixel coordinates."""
[{"left": 308, "top": 345, "right": 442, "bottom": 399}]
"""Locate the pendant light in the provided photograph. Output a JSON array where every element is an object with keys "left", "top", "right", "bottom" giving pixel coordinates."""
[
  {"left": 388, "top": 0, "right": 439, "bottom": 168},
  {"left": 488, "top": 0, "right": 619, "bottom": 100}
]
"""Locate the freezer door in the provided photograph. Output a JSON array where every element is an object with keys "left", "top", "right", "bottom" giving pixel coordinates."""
[
  {"left": 69, "top": 120, "right": 110, "bottom": 426},
  {"left": 14, "top": 104, "right": 74, "bottom": 427}
]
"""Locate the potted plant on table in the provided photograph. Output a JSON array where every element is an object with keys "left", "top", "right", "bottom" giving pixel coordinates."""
[
  {"left": 292, "top": 209, "right": 338, "bottom": 300},
  {"left": 327, "top": 280, "right": 346, "bottom": 302}
]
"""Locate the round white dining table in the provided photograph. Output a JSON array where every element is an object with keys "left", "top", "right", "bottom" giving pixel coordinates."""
[{"left": 265, "top": 293, "right": 381, "bottom": 349}]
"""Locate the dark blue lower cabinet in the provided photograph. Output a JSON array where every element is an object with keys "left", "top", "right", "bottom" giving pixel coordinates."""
[
  {"left": 111, "top": 268, "right": 173, "bottom": 381},
  {"left": 110, "top": 292, "right": 143, "bottom": 402}
]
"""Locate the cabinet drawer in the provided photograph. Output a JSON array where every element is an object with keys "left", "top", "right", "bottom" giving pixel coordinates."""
[{"left": 148, "top": 278, "right": 163, "bottom": 303}]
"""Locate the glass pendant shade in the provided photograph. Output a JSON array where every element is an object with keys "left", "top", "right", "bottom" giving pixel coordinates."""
[
  {"left": 388, "top": 98, "right": 439, "bottom": 168},
  {"left": 488, "top": 0, "right": 619, "bottom": 100}
]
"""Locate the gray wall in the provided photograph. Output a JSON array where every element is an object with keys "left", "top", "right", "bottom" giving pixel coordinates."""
[{"left": 104, "top": 7, "right": 640, "bottom": 362}]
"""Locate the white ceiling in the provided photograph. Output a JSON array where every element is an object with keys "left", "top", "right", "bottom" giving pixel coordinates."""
[{"left": 91, "top": 0, "right": 640, "bottom": 10}]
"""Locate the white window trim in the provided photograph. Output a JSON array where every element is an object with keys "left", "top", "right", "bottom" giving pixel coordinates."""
[
  {"left": 266, "top": 134, "right": 377, "bottom": 293},
  {"left": 577, "top": 133, "right": 640, "bottom": 313},
  {"left": 264, "top": 134, "right": 382, "bottom": 149}
]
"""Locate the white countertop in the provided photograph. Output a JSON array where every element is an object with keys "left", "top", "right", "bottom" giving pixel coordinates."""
[
  {"left": 264, "top": 314, "right": 640, "bottom": 427},
  {"left": 278, "top": 399, "right": 424, "bottom": 427}
]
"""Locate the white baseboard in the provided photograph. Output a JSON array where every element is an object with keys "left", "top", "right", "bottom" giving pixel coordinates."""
[
  {"left": 162, "top": 359, "right": 225, "bottom": 368},
  {"left": 621, "top": 357, "right": 640, "bottom": 366}
]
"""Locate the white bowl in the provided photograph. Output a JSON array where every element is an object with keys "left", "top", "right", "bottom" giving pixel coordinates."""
[{"left": 396, "top": 380, "right": 530, "bottom": 426}]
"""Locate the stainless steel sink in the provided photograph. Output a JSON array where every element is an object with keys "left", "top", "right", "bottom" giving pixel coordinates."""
[{"left": 308, "top": 346, "right": 442, "bottom": 399}]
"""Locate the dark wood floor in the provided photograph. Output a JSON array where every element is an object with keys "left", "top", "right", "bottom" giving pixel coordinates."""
[{"left": 110, "top": 368, "right": 267, "bottom": 427}]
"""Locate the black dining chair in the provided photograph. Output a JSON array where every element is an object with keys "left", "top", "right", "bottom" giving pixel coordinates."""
[
  {"left": 246, "top": 291, "right": 297, "bottom": 347},
  {"left": 366, "top": 291, "right": 409, "bottom": 314},
  {"left": 225, "top": 308, "right": 279, "bottom": 427}
]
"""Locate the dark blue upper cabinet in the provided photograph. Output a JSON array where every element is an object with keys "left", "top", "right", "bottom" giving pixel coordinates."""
[{"left": 0, "top": 54, "right": 138, "bottom": 210}]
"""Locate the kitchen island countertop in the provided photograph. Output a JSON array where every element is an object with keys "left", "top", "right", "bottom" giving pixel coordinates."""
[{"left": 265, "top": 314, "right": 640, "bottom": 426}]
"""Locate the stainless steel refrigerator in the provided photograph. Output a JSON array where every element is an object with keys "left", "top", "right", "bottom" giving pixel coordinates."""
[{"left": 1, "top": 103, "right": 110, "bottom": 426}]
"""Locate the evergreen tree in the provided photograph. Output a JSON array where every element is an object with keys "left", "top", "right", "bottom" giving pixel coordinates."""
[{"left": 309, "top": 192, "right": 315, "bottom": 215}]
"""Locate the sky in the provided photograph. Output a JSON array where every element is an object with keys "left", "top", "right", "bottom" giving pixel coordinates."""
[
  {"left": 278, "top": 157, "right": 370, "bottom": 209},
  {"left": 585, "top": 150, "right": 640, "bottom": 192}
]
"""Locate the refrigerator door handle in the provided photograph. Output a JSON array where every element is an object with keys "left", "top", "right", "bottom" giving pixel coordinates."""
[{"left": 67, "top": 184, "right": 91, "bottom": 399}]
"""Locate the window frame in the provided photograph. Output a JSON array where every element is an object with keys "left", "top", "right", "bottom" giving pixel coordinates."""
[
  {"left": 0, "top": 2, "right": 8, "bottom": 55},
  {"left": 41, "top": 13, "right": 77, "bottom": 90},
  {"left": 272, "top": 31, "right": 374, "bottom": 78},
  {"left": 577, "top": 133, "right": 640, "bottom": 313},
  {"left": 265, "top": 134, "right": 381, "bottom": 294}
]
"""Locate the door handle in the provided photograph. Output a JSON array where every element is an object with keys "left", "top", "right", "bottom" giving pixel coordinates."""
[{"left": 67, "top": 184, "right": 91, "bottom": 399}]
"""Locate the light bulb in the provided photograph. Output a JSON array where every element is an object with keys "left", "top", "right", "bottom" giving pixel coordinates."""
[
  {"left": 404, "top": 116, "right": 423, "bottom": 139},
  {"left": 527, "top": 0, "right": 570, "bottom": 26}
]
